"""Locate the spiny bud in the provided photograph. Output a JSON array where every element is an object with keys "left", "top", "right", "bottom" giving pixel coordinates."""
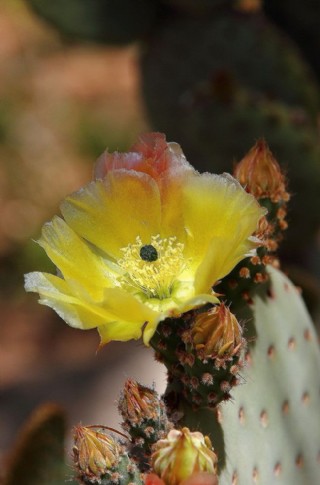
[
  {"left": 151, "top": 427, "right": 218, "bottom": 485},
  {"left": 234, "top": 139, "right": 289, "bottom": 203},
  {"left": 73, "top": 425, "right": 121, "bottom": 481},
  {"left": 119, "top": 379, "right": 172, "bottom": 471},
  {"left": 119, "top": 379, "right": 160, "bottom": 426},
  {"left": 192, "top": 304, "right": 243, "bottom": 358}
]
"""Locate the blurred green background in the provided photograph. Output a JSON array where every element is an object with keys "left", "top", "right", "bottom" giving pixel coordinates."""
[{"left": 1, "top": 0, "right": 320, "bottom": 479}]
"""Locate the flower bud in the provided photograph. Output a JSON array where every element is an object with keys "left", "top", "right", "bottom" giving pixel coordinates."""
[
  {"left": 192, "top": 304, "right": 243, "bottom": 357},
  {"left": 73, "top": 425, "right": 121, "bottom": 481},
  {"left": 119, "top": 379, "right": 160, "bottom": 426},
  {"left": 151, "top": 427, "right": 218, "bottom": 485},
  {"left": 234, "top": 139, "right": 289, "bottom": 203}
]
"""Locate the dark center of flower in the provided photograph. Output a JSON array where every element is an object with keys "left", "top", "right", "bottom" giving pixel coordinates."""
[{"left": 140, "top": 244, "right": 158, "bottom": 262}]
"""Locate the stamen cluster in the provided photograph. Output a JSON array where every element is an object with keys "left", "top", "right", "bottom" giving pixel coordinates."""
[{"left": 118, "top": 235, "right": 186, "bottom": 299}]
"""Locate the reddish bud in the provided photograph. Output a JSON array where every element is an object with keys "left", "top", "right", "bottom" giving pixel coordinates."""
[{"left": 234, "top": 139, "right": 289, "bottom": 203}]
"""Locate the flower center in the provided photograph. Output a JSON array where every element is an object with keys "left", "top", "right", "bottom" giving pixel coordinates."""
[
  {"left": 139, "top": 244, "right": 158, "bottom": 262},
  {"left": 118, "top": 235, "right": 185, "bottom": 299}
]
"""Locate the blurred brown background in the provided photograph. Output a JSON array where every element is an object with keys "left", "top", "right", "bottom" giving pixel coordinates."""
[{"left": 0, "top": 0, "right": 166, "bottom": 467}]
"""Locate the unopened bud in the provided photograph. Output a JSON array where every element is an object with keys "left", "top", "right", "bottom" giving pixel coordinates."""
[
  {"left": 119, "top": 379, "right": 160, "bottom": 426},
  {"left": 152, "top": 428, "right": 218, "bottom": 485},
  {"left": 234, "top": 139, "right": 289, "bottom": 203},
  {"left": 192, "top": 304, "right": 243, "bottom": 357},
  {"left": 73, "top": 425, "right": 121, "bottom": 481}
]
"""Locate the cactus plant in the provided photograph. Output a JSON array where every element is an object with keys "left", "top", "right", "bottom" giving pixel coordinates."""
[{"left": 18, "top": 134, "right": 320, "bottom": 484}]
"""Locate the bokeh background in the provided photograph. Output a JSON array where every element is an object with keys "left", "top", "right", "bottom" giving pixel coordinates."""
[{"left": 1, "top": 0, "right": 320, "bottom": 478}]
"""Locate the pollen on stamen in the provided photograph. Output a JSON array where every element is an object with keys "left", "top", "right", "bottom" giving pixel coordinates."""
[{"left": 118, "top": 235, "right": 186, "bottom": 299}]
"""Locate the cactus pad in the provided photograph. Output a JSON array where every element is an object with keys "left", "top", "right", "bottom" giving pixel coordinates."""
[{"left": 217, "top": 266, "right": 320, "bottom": 484}]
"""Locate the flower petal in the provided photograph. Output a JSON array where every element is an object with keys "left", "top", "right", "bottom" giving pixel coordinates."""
[
  {"left": 25, "top": 272, "right": 105, "bottom": 329},
  {"left": 194, "top": 236, "right": 257, "bottom": 294},
  {"left": 38, "top": 216, "right": 113, "bottom": 300},
  {"left": 181, "top": 172, "right": 265, "bottom": 287},
  {"left": 61, "top": 171, "right": 161, "bottom": 259},
  {"left": 25, "top": 272, "right": 159, "bottom": 343},
  {"left": 94, "top": 133, "right": 194, "bottom": 184}
]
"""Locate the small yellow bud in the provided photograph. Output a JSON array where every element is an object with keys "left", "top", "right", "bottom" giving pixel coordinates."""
[
  {"left": 192, "top": 304, "right": 243, "bottom": 357},
  {"left": 152, "top": 428, "right": 218, "bottom": 485},
  {"left": 73, "top": 425, "right": 121, "bottom": 481},
  {"left": 234, "top": 139, "right": 289, "bottom": 203}
]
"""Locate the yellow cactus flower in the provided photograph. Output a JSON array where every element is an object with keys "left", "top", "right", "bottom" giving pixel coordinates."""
[{"left": 25, "top": 133, "right": 265, "bottom": 346}]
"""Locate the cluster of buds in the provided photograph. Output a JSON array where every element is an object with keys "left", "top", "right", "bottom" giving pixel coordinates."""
[{"left": 72, "top": 423, "right": 219, "bottom": 485}]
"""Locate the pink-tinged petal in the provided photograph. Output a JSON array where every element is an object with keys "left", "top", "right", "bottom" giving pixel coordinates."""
[
  {"left": 61, "top": 171, "right": 161, "bottom": 259},
  {"left": 94, "top": 132, "right": 194, "bottom": 185},
  {"left": 95, "top": 150, "right": 143, "bottom": 180}
]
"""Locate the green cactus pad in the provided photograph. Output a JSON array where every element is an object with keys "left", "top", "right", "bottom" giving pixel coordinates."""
[
  {"left": 26, "top": 0, "right": 160, "bottom": 45},
  {"left": 217, "top": 266, "right": 320, "bottom": 484}
]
